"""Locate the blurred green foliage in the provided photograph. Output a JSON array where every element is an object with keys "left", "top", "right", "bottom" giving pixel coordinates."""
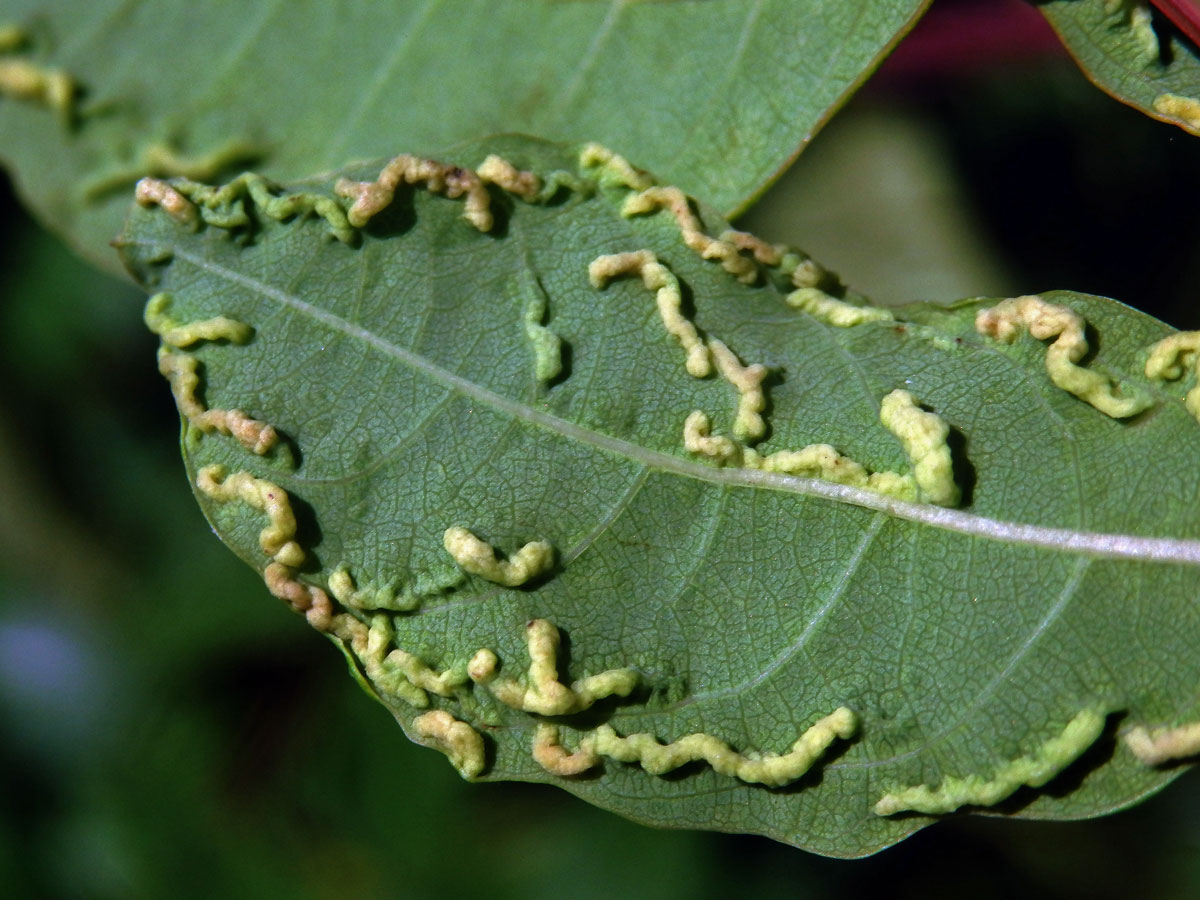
[{"left": 3, "top": 27, "right": 1200, "bottom": 900}]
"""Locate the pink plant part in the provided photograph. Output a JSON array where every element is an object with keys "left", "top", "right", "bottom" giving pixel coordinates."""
[{"left": 1150, "top": 0, "right": 1200, "bottom": 49}]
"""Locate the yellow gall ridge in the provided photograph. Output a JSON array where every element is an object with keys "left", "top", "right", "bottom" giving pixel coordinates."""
[
  {"left": 170, "top": 173, "right": 355, "bottom": 242},
  {"left": 144, "top": 293, "right": 253, "bottom": 347},
  {"left": 786, "top": 287, "right": 894, "bottom": 327},
  {"left": 349, "top": 614, "right": 470, "bottom": 709},
  {"left": 533, "top": 724, "right": 600, "bottom": 777},
  {"left": 1144, "top": 331, "right": 1200, "bottom": 422},
  {"left": 156, "top": 351, "right": 278, "bottom": 455},
  {"left": 1125, "top": 721, "right": 1200, "bottom": 766},
  {"left": 976, "top": 295, "right": 1152, "bottom": 418},
  {"left": 0, "top": 57, "right": 76, "bottom": 123},
  {"left": 327, "top": 565, "right": 421, "bottom": 612},
  {"left": 749, "top": 441, "right": 916, "bottom": 501},
  {"left": 684, "top": 389, "right": 962, "bottom": 507},
  {"left": 442, "top": 527, "right": 553, "bottom": 587},
  {"left": 874, "top": 708, "right": 1106, "bottom": 815},
  {"left": 487, "top": 619, "right": 639, "bottom": 716},
  {"left": 878, "top": 389, "right": 959, "bottom": 507},
  {"left": 336, "top": 154, "right": 493, "bottom": 231},
  {"left": 354, "top": 616, "right": 427, "bottom": 709},
  {"left": 519, "top": 271, "right": 564, "bottom": 383},
  {"left": 476, "top": 154, "right": 541, "bottom": 200},
  {"left": 578, "top": 143, "right": 654, "bottom": 191},
  {"left": 783, "top": 254, "right": 832, "bottom": 290},
  {"left": 194, "top": 467, "right": 365, "bottom": 636},
  {"left": 369, "top": 615, "right": 467, "bottom": 696},
  {"left": 412, "top": 710, "right": 486, "bottom": 779},
  {"left": 621, "top": 186, "right": 758, "bottom": 283},
  {"left": 1154, "top": 93, "right": 1200, "bottom": 136},
  {"left": 683, "top": 410, "right": 742, "bottom": 465},
  {"left": 467, "top": 649, "right": 499, "bottom": 683},
  {"left": 719, "top": 230, "right": 785, "bottom": 266},
  {"left": 1099, "top": 1, "right": 1158, "bottom": 64},
  {"left": 1126, "top": 3, "right": 1161, "bottom": 66},
  {"left": 195, "top": 465, "right": 301, "bottom": 564},
  {"left": 135, "top": 178, "right": 198, "bottom": 227},
  {"left": 264, "top": 562, "right": 335, "bottom": 632},
  {"left": 589, "top": 250, "right": 712, "bottom": 377},
  {"left": 707, "top": 338, "right": 768, "bottom": 441},
  {"left": 579, "top": 707, "right": 857, "bottom": 787}
]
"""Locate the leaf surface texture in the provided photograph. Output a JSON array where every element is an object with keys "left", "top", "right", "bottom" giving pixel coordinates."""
[
  {"left": 0, "top": 0, "right": 929, "bottom": 271},
  {"left": 117, "top": 137, "right": 1200, "bottom": 856}
]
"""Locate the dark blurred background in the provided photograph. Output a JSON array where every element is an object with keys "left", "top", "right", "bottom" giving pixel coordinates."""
[{"left": 3, "top": 1, "right": 1200, "bottom": 897}]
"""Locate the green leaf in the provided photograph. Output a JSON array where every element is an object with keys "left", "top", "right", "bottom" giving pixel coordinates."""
[
  {"left": 116, "top": 136, "right": 1200, "bottom": 857},
  {"left": 1039, "top": 0, "right": 1200, "bottom": 137},
  {"left": 0, "top": 0, "right": 929, "bottom": 273}
]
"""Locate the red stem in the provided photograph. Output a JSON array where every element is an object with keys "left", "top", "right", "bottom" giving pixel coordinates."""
[{"left": 1149, "top": 0, "right": 1200, "bottom": 49}]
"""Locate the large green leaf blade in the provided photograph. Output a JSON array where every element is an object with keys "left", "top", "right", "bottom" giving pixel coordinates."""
[
  {"left": 117, "top": 136, "right": 1200, "bottom": 857},
  {"left": 1039, "top": 0, "right": 1200, "bottom": 136},
  {"left": 0, "top": 0, "right": 929, "bottom": 272}
]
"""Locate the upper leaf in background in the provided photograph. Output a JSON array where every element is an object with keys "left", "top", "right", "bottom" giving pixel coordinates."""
[
  {"left": 118, "top": 136, "right": 1200, "bottom": 856},
  {"left": 0, "top": 0, "right": 931, "bottom": 273},
  {"left": 1038, "top": 0, "right": 1200, "bottom": 135}
]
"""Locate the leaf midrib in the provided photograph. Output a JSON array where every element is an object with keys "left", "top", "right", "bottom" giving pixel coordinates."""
[{"left": 150, "top": 239, "right": 1200, "bottom": 566}]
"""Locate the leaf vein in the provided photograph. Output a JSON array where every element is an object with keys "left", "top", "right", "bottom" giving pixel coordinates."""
[
  {"left": 667, "top": 511, "right": 887, "bottom": 711},
  {"left": 832, "top": 556, "right": 1091, "bottom": 772},
  {"left": 153, "top": 241, "right": 1200, "bottom": 566}
]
